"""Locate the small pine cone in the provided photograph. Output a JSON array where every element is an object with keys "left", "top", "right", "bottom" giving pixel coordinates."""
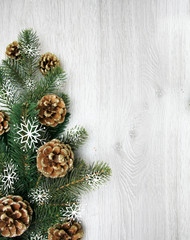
[
  {"left": 37, "top": 94, "right": 66, "bottom": 127},
  {"left": 39, "top": 52, "right": 60, "bottom": 74},
  {"left": 0, "top": 111, "right": 10, "bottom": 135},
  {"left": 48, "top": 221, "right": 84, "bottom": 240},
  {"left": 0, "top": 195, "right": 33, "bottom": 238},
  {"left": 5, "top": 41, "right": 21, "bottom": 60},
  {"left": 37, "top": 139, "right": 74, "bottom": 178}
]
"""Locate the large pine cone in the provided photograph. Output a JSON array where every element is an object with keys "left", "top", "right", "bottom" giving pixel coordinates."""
[
  {"left": 5, "top": 41, "right": 21, "bottom": 60},
  {"left": 37, "top": 139, "right": 74, "bottom": 178},
  {"left": 0, "top": 195, "right": 33, "bottom": 238},
  {"left": 38, "top": 94, "right": 66, "bottom": 127},
  {"left": 0, "top": 111, "right": 10, "bottom": 135},
  {"left": 39, "top": 52, "right": 60, "bottom": 74},
  {"left": 48, "top": 221, "right": 84, "bottom": 240}
]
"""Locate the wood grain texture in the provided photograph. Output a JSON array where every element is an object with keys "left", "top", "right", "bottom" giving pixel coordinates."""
[{"left": 1, "top": 0, "right": 190, "bottom": 239}]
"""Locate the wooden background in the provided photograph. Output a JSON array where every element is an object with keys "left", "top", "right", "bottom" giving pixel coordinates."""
[{"left": 1, "top": 0, "right": 190, "bottom": 239}]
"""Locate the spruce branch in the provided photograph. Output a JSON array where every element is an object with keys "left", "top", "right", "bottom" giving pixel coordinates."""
[
  {"left": 30, "top": 66, "right": 66, "bottom": 101},
  {"left": 0, "top": 79, "right": 20, "bottom": 109},
  {"left": 7, "top": 103, "right": 43, "bottom": 194},
  {"left": 46, "top": 112, "right": 70, "bottom": 140},
  {"left": 62, "top": 126, "right": 88, "bottom": 150},
  {"left": 60, "top": 93, "right": 70, "bottom": 109},
  {"left": 2, "top": 58, "right": 25, "bottom": 86},
  {"left": 45, "top": 160, "right": 111, "bottom": 202},
  {"left": 18, "top": 29, "right": 40, "bottom": 87}
]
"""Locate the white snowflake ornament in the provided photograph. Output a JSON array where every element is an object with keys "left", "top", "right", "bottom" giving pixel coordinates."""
[
  {"left": 30, "top": 232, "right": 47, "bottom": 240},
  {"left": 60, "top": 202, "right": 82, "bottom": 223},
  {"left": 86, "top": 172, "right": 105, "bottom": 188},
  {"left": 0, "top": 160, "right": 18, "bottom": 194},
  {"left": 25, "top": 77, "right": 36, "bottom": 91},
  {"left": 15, "top": 116, "right": 46, "bottom": 151},
  {"left": 22, "top": 44, "right": 40, "bottom": 57},
  {"left": 29, "top": 186, "right": 50, "bottom": 205}
]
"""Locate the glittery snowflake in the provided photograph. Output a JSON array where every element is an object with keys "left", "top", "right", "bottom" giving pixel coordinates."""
[
  {"left": 30, "top": 232, "right": 48, "bottom": 240},
  {"left": 25, "top": 77, "right": 36, "bottom": 91},
  {"left": 1, "top": 80, "right": 19, "bottom": 104},
  {"left": 29, "top": 186, "right": 50, "bottom": 205},
  {"left": 0, "top": 160, "right": 18, "bottom": 194},
  {"left": 63, "top": 126, "right": 88, "bottom": 150},
  {"left": 60, "top": 202, "right": 82, "bottom": 223},
  {"left": 86, "top": 172, "right": 105, "bottom": 188},
  {"left": 22, "top": 44, "right": 40, "bottom": 57},
  {"left": 14, "top": 116, "right": 46, "bottom": 151}
]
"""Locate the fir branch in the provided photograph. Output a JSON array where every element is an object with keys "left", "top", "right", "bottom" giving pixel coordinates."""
[
  {"left": 30, "top": 196, "right": 78, "bottom": 234},
  {"left": 62, "top": 126, "right": 88, "bottom": 150},
  {"left": 1, "top": 58, "right": 25, "bottom": 86},
  {"left": 60, "top": 93, "right": 70, "bottom": 109},
  {"left": 0, "top": 80, "right": 20, "bottom": 109},
  {"left": 18, "top": 29, "right": 40, "bottom": 87},
  {"left": 29, "top": 66, "right": 66, "bottom": 101},
  {"left": 7, "top": 103, "right": 42, "bottom": 195},
  {"left": 46, "top": 160, "right": 111, "bottom": 202},
  {"left": 0, "top": 62, "right": 22, "bottom": 109},
  {"left": 0, "top": 67, "right": 4, "bottom": 86},
  {"left": 46, "top": 112, "right": 70, "bottom": 140}
]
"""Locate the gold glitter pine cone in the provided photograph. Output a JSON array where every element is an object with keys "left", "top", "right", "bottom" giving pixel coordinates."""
[
  {"left": 0, "top": 111, "right": 10, "bottom": 135},
  {"left": 48, "top": 221, "right": 84, "bottom": 240},
  {"left": 39, "top": 52, "right": 60, "bottom": 75},
  {"left": 37, "top": 139, "right": 74, "bottom": 178},
  {"left": 37, "top": 94, "right": 66, "bottom": 127},
  {"left": 0, "top": 195, "right": 33, "bottom": 238},
  {"left": 5, "top": 41, "right": 21, "bottom": 60}
]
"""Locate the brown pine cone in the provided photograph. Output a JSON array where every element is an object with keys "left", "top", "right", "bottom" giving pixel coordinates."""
[
  {"left": 39, "top": 52, "right": 60, "bottom": 74},
  {"left": 37, "top": 139, "right": 74, "bottom": 178},
  {"left": 0, "top": 195, "right": 33, "bottom": 238},
  {"left": 37, "top": 94, "right": 66, "bottom": 127},
  {"left": 5, "top": 41, "right": 21, "bottom": 60},
  {"left": 0, "top": 111, "right": 10, "bottom": 135},
  {"left": 48, "top": 221, "right": 84, "bottom": 240}
]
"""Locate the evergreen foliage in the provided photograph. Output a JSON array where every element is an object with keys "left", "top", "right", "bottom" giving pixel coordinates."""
[{"left": 0, "top": 29, "right": 111, "bottom": 239}]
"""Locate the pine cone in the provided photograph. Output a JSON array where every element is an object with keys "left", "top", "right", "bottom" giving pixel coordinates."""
[
  {"left": 48, "top": 221, "right": 84, "bottom": 240},
  {"left": 37, "top": 94, "right": 66, "bottom": 127},
  {"left": 5, "top": 41, "right": 21, "bottom": 60},
  {"left": 37, "top": 139, "right": 74, "bottom": 178},
  {"left": 39, "top": 52, "right": 60, "bottom": 74},
  {"left": 0, "top": 111, "right": 10, "bottom": 135},
  {"left": 0, "top": 195, "right": 33, "bottom": 238}
]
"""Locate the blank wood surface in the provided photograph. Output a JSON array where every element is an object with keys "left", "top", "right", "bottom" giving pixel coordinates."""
[{"left": 1, "top": 0, "right": 190, "bottom": 239}]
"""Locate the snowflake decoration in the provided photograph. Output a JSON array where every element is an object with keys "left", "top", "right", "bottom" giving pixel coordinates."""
[
  {"left": 60, "top": 202, "right": 82, "bottom": 223},
  {"left": 29, "top": 186, "right": 50, "bottom": 205},
  {"left": 86, "top": 172, "right": 104, "bottom": 188},
  {"left": 25, "top": 77, "right": 36, "bottom": 91},
  {"left": 0, "top": 160, "right": 18, "bottom": 194},
  {"left": 22, "top": 44, "right": 40, "bottom": 57},
  {"left": 15, "top": 116, "right": 46, "bottom": 151},
  {"left": 66, "top": 126, "right": 84, "bottom": 143},
  {"left": 1, "top": 80, "right": 19, "bottom": 104},
  {"left": 30, "top": 232, "right": 47, "bottom": 240}
]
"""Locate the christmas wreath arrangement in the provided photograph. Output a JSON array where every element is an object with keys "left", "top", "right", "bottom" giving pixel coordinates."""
[{"left": 0, "top": 29, "right": 111, "bottom": 239}]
